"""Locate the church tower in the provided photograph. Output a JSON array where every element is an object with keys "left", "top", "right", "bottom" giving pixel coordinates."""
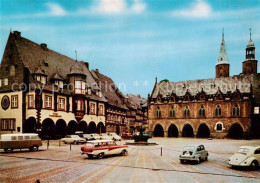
[
  {"left": 216, "top": 31, "right": 230, "bottom": 78},
  {"left": 242, "top": 29, "right": 258, "bottom": 75}
]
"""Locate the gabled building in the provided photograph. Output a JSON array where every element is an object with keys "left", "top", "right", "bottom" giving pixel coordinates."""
[
  {"left": 91, "top": 69, "right": 128, "bottom": 135},
  {"left": 125, "top": 94, "right": 148, "bottom": 133},
  {"left": 0, "top": 31, "right": 107, "bottom": 138},
  {"left": 148, "top": 32, "right": 260, "bottom": 139}
]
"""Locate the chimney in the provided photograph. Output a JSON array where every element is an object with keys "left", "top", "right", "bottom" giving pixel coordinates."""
[
  {"left": 13, "top": 31, "right": 21, "bottom": 39},
  {"left": 84, "top": 62, "right": 89, "bottom": 69},
  {"left": 95, "top": 69, "right": 99, "bottom": 73},
  {"left": 41, "top": 43, "right": 47, "bottom": 50},
  {"left": 137, "top": 94, "right": 141, "bottom": 98}
]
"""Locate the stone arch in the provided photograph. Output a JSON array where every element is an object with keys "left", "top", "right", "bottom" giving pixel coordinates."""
[
  {"left": 97, "top": 122, "right": 106, "bottom": 134},
  {"left": 23, "top": 117, "right": 36, "bottom": 133},
  {"left": 78, "top": 121, "right": 88, "bottom": 133},
  {"left": 42, "top": 118, "right": 55, "bottom": 139},
  {"left": 154, "top": 124, "right": 164, "bottom": 137},
  {"left": 182, "top": 124, "right": 194, "bottom": 137},
  {"left": 168, "top": 124, "right": 178, "bottom": 137},
  {"left": 228, "top": 123, "right": 244, "bottom": 139},
  {"left": 56, "top": 119, "right": 67, "bottom": 138},
  {"left": 197, "top": 123, "right": 210, "bottom": 138},
  {"left": 67, "top": 120, "right": 78, "bottom": 135},
  {"left": 88, "top": 121, "right": 96, "bottom": 134}
]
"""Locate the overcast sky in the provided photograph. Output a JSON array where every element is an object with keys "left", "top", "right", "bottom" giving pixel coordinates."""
[{"left": 0, "top": 0, "right": 259, "bottom": 97}]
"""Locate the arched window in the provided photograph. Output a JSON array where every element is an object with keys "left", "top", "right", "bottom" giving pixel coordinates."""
[
  {"left": 215, "top": 122, "right": 223, "bottom": 131},
  {"left": 199, "top": 105, "right": 205, "bottom": 117},
  {"left": 10, "top": 65, "right": 15, "bottom": 76},
  {"left": 184, "top": 105, "right": 190, "bottom": 117},
  {"left": 232, "top": 104, "right": 240, "bottom": 116},
  {"left": 215, "top": 104, "right": 222, "bottom": 116},
  {"left": 156, "top": 107, "right": 161, "bottom": 118},
  {"left": 169, "top": 107, "right": 175, "bottom": 117}
]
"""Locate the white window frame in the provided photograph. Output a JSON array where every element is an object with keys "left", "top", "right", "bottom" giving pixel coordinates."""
[
  {"left": 254, "top": 107, "right": 259, "bottom": 114},
  {"left": 28, "top": 95, "right": 34, "bottom": 108},
  {"left": 11, "top": 95, "right": 18, "bottom": 108},
  {"left": 58, "top": 98, "right": 65, "bottom": 110},
  {"left": 45, "top": 95, "right": 52, "bottom": 109},
  {"left": 4, "top": 78, "right": 8, "bottom": 86}
]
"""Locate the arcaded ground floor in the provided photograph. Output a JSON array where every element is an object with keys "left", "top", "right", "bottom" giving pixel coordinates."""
[{"left": 0, "top": 138, "right": 260, "bottom": 182}]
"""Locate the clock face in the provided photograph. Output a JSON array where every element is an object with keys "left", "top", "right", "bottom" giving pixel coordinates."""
[{"left": 1, "top": 95, "right": 10, "bottom": 110}]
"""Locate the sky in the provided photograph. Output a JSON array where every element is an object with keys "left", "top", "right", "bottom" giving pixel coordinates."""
[{"left": 0, "top": 0, "right": 260, "bottom": 97}]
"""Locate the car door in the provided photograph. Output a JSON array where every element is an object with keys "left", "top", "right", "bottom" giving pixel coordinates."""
[{"left": 200, "top": 145, "right": 207, "bottom": 159}]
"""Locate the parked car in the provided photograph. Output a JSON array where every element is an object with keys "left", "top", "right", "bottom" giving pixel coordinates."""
[
  {"left": 82, "top": 134, "right": 95, "bottom": 141},
  {"left": 121, "top": 133, "right": 133, "bottom": 139},
  {"left": 135, "top": 132, "right": 152, "bottom": 138},
  {"left": 61, "top": 135, "right": 86, "bottom": 144},
  {"left": 0, "top": 133, "right": 42, "bottom": 153},
  {"left": 179, "top": 144, "right": 208, "bottom": 164},
  {"left": 75, "top": 131, "right": 84, "bottom": 138},
  {"left": 228, "top": 146, "right": 260, "bottom": 170},
  {"left": 100, "top": 133, "right": 111, "bottom": 140},
  {"left": 90, "top": 133, "right": 101, "bottom": 140},
  {"left": 81, "top": 140, "right": 128, "bottom": 159},
  {"left": 109, "top": 133, "right": 121, "bottom": 141}
]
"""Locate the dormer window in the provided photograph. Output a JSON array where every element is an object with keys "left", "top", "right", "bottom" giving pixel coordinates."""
[
  {"left": 75, "top": 80, "right": 86, "bottom": 94},
  {"left": 4, "top": 78, "right": 8, "bottom": 86}
]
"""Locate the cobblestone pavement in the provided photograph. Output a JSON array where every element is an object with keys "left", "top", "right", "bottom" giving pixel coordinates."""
[{"left": 0, "top": 138, "right": 260, "bottom": 183}]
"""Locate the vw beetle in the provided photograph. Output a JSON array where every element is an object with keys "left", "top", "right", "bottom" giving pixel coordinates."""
[{"left": 228, "top": 146, "right": 260, "bottom": 170}]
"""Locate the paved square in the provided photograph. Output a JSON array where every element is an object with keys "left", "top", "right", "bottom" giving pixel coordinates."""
[{"left": 0, "top": 138, "right": 260, "bottom": 183}]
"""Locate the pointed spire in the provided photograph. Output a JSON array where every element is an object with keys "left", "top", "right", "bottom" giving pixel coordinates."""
[
  {"left": 155, "top": 76, "right": 157, "bottom": 83},
  {"left": 216, "top": 29, "right": 229, "bottom": 65},
  {"left": 247, "top": 28, "right": 255, "bottom": 48},
  {"left": 75, "top": 50, "right": 77, "bottom": 61}
]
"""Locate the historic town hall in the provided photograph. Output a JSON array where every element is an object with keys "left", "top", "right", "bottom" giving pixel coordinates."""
[{"left": 148, "top": 31, "right": 260, "bottom": 139}]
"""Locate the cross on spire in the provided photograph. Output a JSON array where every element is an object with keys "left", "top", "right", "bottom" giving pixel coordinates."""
[{"left": 249, "top": 28, "right": 252, "bottom": 40}]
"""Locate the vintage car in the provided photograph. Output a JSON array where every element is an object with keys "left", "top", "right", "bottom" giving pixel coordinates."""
[
  {"left": 121, "top": 133, "right": 133, "bottom": 139},
  {"left": 82, "top": 134, "right": 95, "bottom": 141},
  {"left": 0, "top": 133, "right": 42, "bottom": 153},
  {"left": 90, "top": 133, "right": 101, "bottom": 140},
  {"left": 81, "top": 140, "right": 128, "bottom": 159},
  {"left": 179, "top": 144, "right": 208, "bottom": 164},
  {"left": 228, "top": 146, "right": 260, "bottom": 170},
  {"left": 108, "top": 133, "right": 121, "bottom": 141},
  {"left": 61, "top": 135, "right": 86, "bottom": 144},
  {"left": 100, "top": 133, "right": 111, "bottom": 140}
]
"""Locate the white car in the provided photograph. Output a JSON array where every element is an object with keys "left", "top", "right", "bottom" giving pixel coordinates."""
[
  {"left": 109, "top": 133, "right": 121, "bottom": 141},
  {"left": 100, "top": 133, "right": 111, "bottom": 140},
  {"left": 90, "top": 133, "right": 101, "bottom": 140},
  {"left": 61, "top": 135, "right": 86, "bottom": 144},
  {"left": 81, "top": 140, "right": 128, "bottom": 159},
  {"left": 228, "top": 146, "right": 260, "bottom": 170}
]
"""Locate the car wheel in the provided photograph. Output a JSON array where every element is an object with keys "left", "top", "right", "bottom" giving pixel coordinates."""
[
  {"left": 97, "top": 153, "right": 104, "bottom": 159},
  {"left": 197, "top": 157, "right": 201, "bottom": 164},
  {"left": 121, "top": 150, "right": 127, "bottom": 156},
  {"left": 250, "top": 161, "right": 259, "bottom": 170},
  {"left": 31, "top": 145, "right": 38, "bottom": 152},
  {"left": 180, "top": 160, "right": 184, "bottom": 164},
  {"left": 4, "top": 148, "right": 13, "bottom": 153},
  {"left": 205, "top": 154, "right": 208, "bottom": 161},
  {"left": 88, "top": 154, "right": 93, "bottom": 159}
]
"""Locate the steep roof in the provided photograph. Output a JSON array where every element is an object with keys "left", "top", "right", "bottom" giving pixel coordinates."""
[
  {"left": 9, "top": 31, "right": 106, "bottom": 102},
  {"left": 151, "top": 75, "right": 254, "bottom": 98},
  {"left": 91, "top": 69, "right": 128, "bottom": 110},
  {"left": 216, "top": 32, "right": 229, "bottom": 65},
  {"left": 126, "top": 94, "right": 147, "bottom": 109}
]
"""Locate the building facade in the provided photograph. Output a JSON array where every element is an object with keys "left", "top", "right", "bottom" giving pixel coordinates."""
[
  {"left": 147, "top": 32, "right": 260, "bottom": 139},
  {"left": 0, "top": 31, "right": 107, "bottom": 138}
]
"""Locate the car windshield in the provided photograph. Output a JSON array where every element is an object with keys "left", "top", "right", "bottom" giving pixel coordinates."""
[
  {"left": 71, "top": 135, "right": 79, "bottom": 138},
  {"left": 237, "top": 148, "right": 250, "bottom": 155},
  {"left": 183, "top": 146, "right": 195, "bottom": 151},
  {"left": 85, "top": 143, "right": 93, "bottom": 147}
]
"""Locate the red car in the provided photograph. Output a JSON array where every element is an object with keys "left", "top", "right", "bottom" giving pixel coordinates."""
[
  {"left": 121, "top": 133, "right": 133, "bottom": 139},
  {"left": 81, "top": 140, "right": 128, "bottom": 159}
]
